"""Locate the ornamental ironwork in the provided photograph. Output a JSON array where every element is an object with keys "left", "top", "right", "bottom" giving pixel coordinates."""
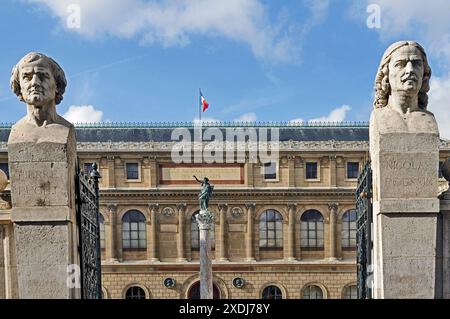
[
  {"left": 355, "top": 161, "right": 373, "bottom": 299},
  {"left": 75, "top": 161, "right": 102, "bottom": 299}
]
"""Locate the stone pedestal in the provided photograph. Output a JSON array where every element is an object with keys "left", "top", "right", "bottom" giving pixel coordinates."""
[
  {"left": 8, "top": 122, "right": 80, "bottom": 298},
  {"left": 370, "top": 111, "right": 440, "bottom": 299},
  {"left": 196, "top": 210, "right": 214, "bottom": 299}
]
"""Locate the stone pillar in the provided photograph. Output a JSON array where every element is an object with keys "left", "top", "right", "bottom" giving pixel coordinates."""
[
  {"left": 245, "top": 203, "right": 256, "bottom": 261},
  {"left": 196, "top": 210, "right": 214, "bottom": 299},
  {"left": 107, "top": 156, "right": 115, "bottom": 188},
  {"left": 327, "top": 203, "right": 338, "bottom": 260},
  {"left": 217, "top": 203, "right": 228, "bottom": 261},
  {"left": 8, "top": 123, "right": 79, "bottom": 298},
  {"left": 246, "top": 162, "right": 254, "bottom": 187},
  {"left": 106, "top": 204, "right": 118, "bottom": 261},
  {"left": 149, "top": 157, "right": 158, "bottom": 188},
  {"left": 288, "top": 156, "right": 295, "bottom": 187},
  {"left": 329, "top": 155, "right": 337, "bottom": 187},
  {"left": 371, "top": 122, "right": 440, "bottom": 298},
  {"left": 176, "top": 203, "right": 187, "bottom": 262},
  {"left": 148, "top": 204, "right": 159, "bottom": 261},
  {"left": 286, "top": 203, "right": 296, "bottom": 261}
]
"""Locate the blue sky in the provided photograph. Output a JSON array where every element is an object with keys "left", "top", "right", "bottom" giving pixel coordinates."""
[{"left": 0, "top": 0, "right": 449, "bottom": 137}]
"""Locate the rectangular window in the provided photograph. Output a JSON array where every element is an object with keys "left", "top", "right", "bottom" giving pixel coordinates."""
[
  {"left": 83, "top": 162, "right": 93, "bottom": 175},
  {"left": 439, "top": 161, "right": 444, "bottom": 179},
  {"left": 126, "top": 163, "right": 139, "bottom": 180},
  {"left": 305, "top": 162, "right": 318, "bottom": 179},
  {"left": 0, "top": 163, "right": 9, "bottom": 179},
  {"left": 263, "top": 162, "right": 277, "bottom": 180},
  {"left": 347, "top": 162, "right": 360, "bottom": 179}
]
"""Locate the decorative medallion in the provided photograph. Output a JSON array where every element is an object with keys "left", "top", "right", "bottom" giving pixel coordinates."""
[
  {"left": 231, "top": 207, "right": 243, "bottom": 219},
  {"left": 162, "top": 207, "right": 175, "bottom": 217}
]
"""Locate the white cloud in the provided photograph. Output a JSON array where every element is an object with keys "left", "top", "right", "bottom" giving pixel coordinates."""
[
  {"left": 309, "top": 105, "right": 351, "bottom": 122},
  {"left": 25, "top": 0, "right": 321, "bottom": 63},
  {"left": 357, "top": 0, "right": 450, "bottom": 64},
  {"left": 233, "top": 112, "right": 257, "bottom": 122},
  {"left": 429, "top": 73, "right": 450, "bottom": 139},
  {"left": 63, "top": 105, "right": 103, "bottom": 123}
]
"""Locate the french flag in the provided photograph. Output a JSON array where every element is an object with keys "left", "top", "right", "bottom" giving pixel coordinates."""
[{"left": 200, "top": 90, "right": 209, "bottom": 112}]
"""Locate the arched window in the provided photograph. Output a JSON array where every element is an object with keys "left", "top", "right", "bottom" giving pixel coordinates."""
[
  {"left": 125, "top": 286, "right": 146, "bottom": 299},
  {"left": 188, "top": 281, "right": 220, "bottom": 299},
  {"left": 300, "top": 210, "right": 324, "bottom": 249},
  {"left": 191, "top": 211, "right": 215, "bottom": 250},
  {"left": 343, "top": 285, "right": 357, "bottom": 299},
  {"left": 122, "top": 210, "right": 146, "bottom": 249},
  {"left": 99, "top": 214, "right": 105, "bottom": 249},
  {"left": 342, "top": 210, "right": 357, "bottom": 249},
  {"left": 262, "top": 285, "right": 283, "bottom": 299},
  {"left": 259, "top": 209, "right": 283, "bottom": 248},
  {"left": 302, "top": 285, "right": 324, "bottom": 299}
]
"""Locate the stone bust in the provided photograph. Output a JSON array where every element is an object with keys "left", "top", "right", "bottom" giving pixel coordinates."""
[
  {"left": 9, "top": 52, "right": 73, "bottom": 143},
  {"left": 371, "top": 41, "right": 438, "bottom": 134}
]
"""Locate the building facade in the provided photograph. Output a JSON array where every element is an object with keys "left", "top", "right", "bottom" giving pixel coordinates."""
[{"left": 1, "top": 123, "right": 449, "bottom": 299}]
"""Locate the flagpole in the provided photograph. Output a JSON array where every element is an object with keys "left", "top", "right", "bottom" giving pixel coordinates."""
[{"left": 199, "top": 88, "right": 201, "bottom": 122}]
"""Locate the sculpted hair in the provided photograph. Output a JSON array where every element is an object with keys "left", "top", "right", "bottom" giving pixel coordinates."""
[
  {"left": 10, "top": 52, "right": 67, "bottom": 105},
  {"left": 373, "top": 41, "right": 431, "bottom": 110}
]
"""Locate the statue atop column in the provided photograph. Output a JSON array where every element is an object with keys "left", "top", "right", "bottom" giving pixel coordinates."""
[
  {"left": 193, "top": 176, "right": 215, "bottom": 299},
  {"left": 194, "top": 176, "right": 214, "bottom": 212},
  {"left": 369, "top": 41, "right": 441, "bottom": 299},
  {"left": 7, "top": 52, "right": 79, "bottom": 298}
]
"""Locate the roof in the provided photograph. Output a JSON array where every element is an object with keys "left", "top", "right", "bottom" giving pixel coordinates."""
[{"left": 0, "top": 122, "right": 370, "bottom": 143}]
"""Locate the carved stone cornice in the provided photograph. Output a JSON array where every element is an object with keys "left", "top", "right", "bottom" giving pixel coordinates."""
[{"left": 2, "top": 139, "right": 449, "bottom": 153}]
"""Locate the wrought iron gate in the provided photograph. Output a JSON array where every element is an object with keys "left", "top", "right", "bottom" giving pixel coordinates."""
[
  {"left": 355, "top": 161, "right": 373, "bottom": 299},
  {"left": 75, "top": 161, "right": 102, "bottom": 299}
]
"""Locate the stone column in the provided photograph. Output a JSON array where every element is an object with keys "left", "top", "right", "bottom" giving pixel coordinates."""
[
  {"left": 288, "top": 157, "right": 295, "bottom": 187},
  {"left": 217, "top": 203, "right": 228, "bottom": 261},
  {"left": 107, "top": 156, "right": 115, "bottom": 188},
  {"left": 285, "top": 203, "right": 296, "bottom": 261},
  {"left": 196, "top": 210, "right": 215, "bottom": 299},
  {"left": 327, "top": 203, "right": 338, "bottom": 260},
  {"left": 148, "top": 204, "right": 159, "bottom": 261},
  {"left": 329, "top": 155, "right": 337, "bottom": 187},
  {"left": 176, "top": 203, "right": 187, "bottom": 262},
  {"left": 106, "top": 204, "right": 118, "bottom": 261},
  {"left": 245, "top": 203, "right": 256, "bottom": 261},
  {"left": 8, "top": 120, "right": 79, "bottom": 298},
  {"left": 116, "top": 218, "right": 123, "bottom": 261}
]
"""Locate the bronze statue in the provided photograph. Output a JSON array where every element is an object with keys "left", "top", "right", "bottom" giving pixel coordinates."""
[{"left": 194, "top": 176, "right": 214, "bottom": 211}]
